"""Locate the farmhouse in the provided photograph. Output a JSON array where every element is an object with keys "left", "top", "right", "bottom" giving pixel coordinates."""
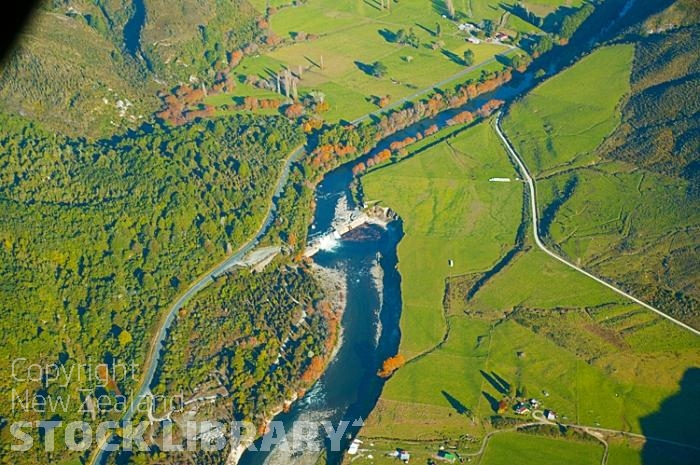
[
  {"left": 347, "top": 438, "right": 362, "bottom": 455},
  {"left": 544, "top": 409, "right": 557, "bottom": 421},
  {"left": 514, "top": 403, "right": 531, "bottom": 415},
  {"left": 457, "top": 22, "right": 477, "bottom": 32}
]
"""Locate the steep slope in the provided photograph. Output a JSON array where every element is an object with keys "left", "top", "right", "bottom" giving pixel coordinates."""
[
  {"left": 601, "top": 24, "right": 700, "bottom": 194},
  {"left": 0, "top": 0, "right": 262, "bottom": 137}
]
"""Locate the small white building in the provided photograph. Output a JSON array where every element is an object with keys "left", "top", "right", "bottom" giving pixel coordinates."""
[{"left": 347, "top": 438, "right": 362, "bottom": 455}]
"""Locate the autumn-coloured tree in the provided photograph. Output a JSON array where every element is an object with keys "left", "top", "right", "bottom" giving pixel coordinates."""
[
  {"left": 301, "top": 356, "right": 325, "bottom": 383},
  {"left": 352, "top": 162, "right": 366, "bottom": 176},
  {"left": 284, "top": 103, "right": 305, "bottom": 119},
  {"left": 424, "top": 124, "right": 439, "bottom": 136},
  {"left": 229, "top": 49, "right": 244, "bottom": 68},
  {"left": 265, "top": 33, "right": 281, "bottom": 46},
  {"left": 315, "top": 101, "right": 331, "bottom": 113},
  {"left": 243, "top": 96, "right": 259, "bottom": 111},
  {"left": 476, "top": 98, "right": 504, "bottom": 117},
  {"left": 378, "top": 354, "right": 405, "bottom": 378},
  {"left": 447, "top": 110, "right": 474, "bottom": 126}
]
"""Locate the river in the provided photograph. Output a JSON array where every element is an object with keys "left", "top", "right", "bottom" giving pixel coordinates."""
[
  {"left": 239, "top": 167, "right": 404, "bottom": 465},
  {"left": 124, "top": 0, "right": 147, "bottom": 64}
]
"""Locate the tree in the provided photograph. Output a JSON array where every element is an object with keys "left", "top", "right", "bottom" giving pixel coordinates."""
[
  {"left": 510, "top": 54, "right": 531, "bottom": 72},
  {"left": 435, "top": 23, "right": 442, "bottom": 37},
  {"left": 482, "top": 19, "right": 495, "bottom": 37},
  {"left": 395, "top": 28, "right": 406, "bottom": 44},
  {"left": 118, "top": 329, "right": 132, "bottom": 347},
  {"left": 371, "top": 61, "right": 388, "bottom": 78},
  {"left": 378, "top": 354, "right": 406, "bottom": 377},
  {"left": 533, "top": 34, "right": 553, "bottom": 56},
  {"left": 463, "top": 49, "right": 474, "bottom": 66},
  {"left": 396, "top": 28, "right": 419, "bottom": 48},
  {"left": 559, "top": 4, "right": 594, "bottom": 40},
  {"left": 405, "top": 28, "right": 420, "bottom": 48},
  {"left": 284, "top": 103, "right": 305, "bottom": 119}
]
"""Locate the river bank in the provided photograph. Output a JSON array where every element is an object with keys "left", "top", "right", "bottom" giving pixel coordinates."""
[{"left": 224, "top": 261, "right": 348, "bottom": 465}]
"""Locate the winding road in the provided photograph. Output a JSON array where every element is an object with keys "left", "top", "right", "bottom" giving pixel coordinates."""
[
  {"left": 494, "top": 113, "right": 700, "bottom": 337},
  {"left": 88, "top": 144, "right": 305, "bottom": 465}
]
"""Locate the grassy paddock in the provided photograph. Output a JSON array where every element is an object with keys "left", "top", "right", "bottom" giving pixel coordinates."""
[
  {"left": 359, "top": 114, "right": 700, "bottom": 455},
  {"left": 219, "top": 0, "right": 588, "bottom": 120},
  {"left": 362, "top": 119, "right": 522, "bottom": 357},
  {"left": 502, "top": 44, "right": 634, "bottom": 176},
  {"left": 481, "top": 432, "right": 603, "bottom": 465}
]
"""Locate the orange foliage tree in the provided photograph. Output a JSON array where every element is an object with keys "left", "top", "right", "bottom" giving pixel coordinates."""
[
  {"left": 284, "top": 103, "right": 305, "bottom": 119},
  {"left": 301, "top": 356, "right": 324, "bottom": 383},
  {"left": 377, "top": 354, "right": 405, "bottom": 378}
]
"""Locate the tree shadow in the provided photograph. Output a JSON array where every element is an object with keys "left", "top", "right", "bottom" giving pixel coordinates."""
[
  {"left": 378, "top": 28, "right": 396, "bottom": 43},
  {"left": 491, "top": 372, "right": 510, "bottom": 394},
  {"left": 414, "top": 23, "right": 435, "bottom": 37},
  {"left": 482, "top": 391, "right": 499, "bottom": 413},
  {"left": 304, "top": 56, "right": 320, "bottom": 69},
  {"left": 431, "top": 0, "right": 448, "bottom": 17},
  {"left": 354, "top": 61, "right": 374, "bottom": 76},
  {"left": 480, "top": 370, "right": 509, "bottom": 395},
  {"left": 442, "top": 390, "right": 471, "bottom": 416},
  {"left": 640, "top": 368, "right": 700, "bottom": 465},
  {"left": 500, "top": 2, "right": 542, "bottom": 28},
  {"left": 441, "top": 49, "right": 463, "bottom": 66},
  {"left": 541, "top": 6, "right": 578, "bottom": 33},
  {"left": 494, "top": 53, "right": 512, "bottom": 67},
  {"left": 363, "top": 0, "right": 382, "bottom": 12}
]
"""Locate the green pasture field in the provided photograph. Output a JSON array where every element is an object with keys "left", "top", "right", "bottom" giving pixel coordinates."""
[
  {"left": 502, "top": 44, "right": 634, "bottom": 176},
  {"left": 362, "top": 119, "right": 522, "bottom": 358},
  {"left": 218, "top": 0, "right": 584, "bottom": 121},
  {"left": 480, "top": 432, "right": 603, "bottom": 465}
]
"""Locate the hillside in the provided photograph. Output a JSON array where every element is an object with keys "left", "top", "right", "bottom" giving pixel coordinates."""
[
  {"left": 601, "top": 24, "right": 700, "bottom": 192},
  {"left": 0, "top": 0, "right": 263, "bottom": 137},
  {"left": 0, "top": 4, "right": 154, "bottom": 137}
]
